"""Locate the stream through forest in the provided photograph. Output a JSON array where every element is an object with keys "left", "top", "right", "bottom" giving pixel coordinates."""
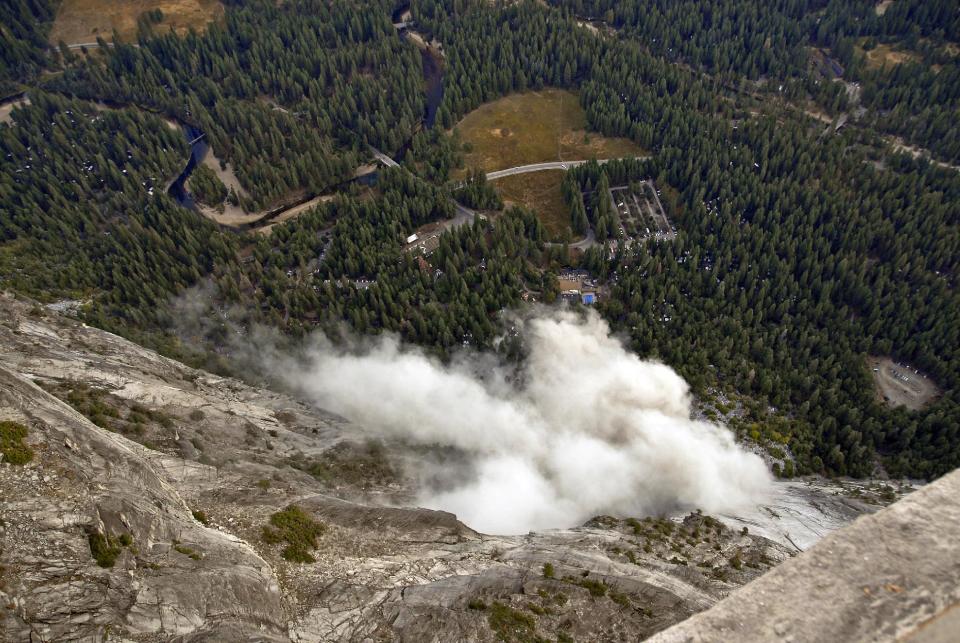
[{"left": 168, "top": 8, "right": 444, "bottom": 217}]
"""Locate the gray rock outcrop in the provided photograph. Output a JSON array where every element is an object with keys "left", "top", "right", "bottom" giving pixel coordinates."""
[
  {"left": 649, "top": 468, "right": 960, "bottom": 642},
  {"left": 0, "top": 293, "right": 892, "bottom": 641}
]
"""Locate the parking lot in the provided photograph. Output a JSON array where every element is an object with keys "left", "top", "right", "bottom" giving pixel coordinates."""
[
  {"left": 609, "top": 181, "right": 675, "bottom": 242},
  {"left": 867, "top": 356, "right": 940, "bottom": 410}
]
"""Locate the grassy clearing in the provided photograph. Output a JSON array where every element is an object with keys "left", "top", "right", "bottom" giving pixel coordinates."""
[
  {"left": 454, "top": 88, "right": 644, "bottom": 173},
  {"left": 50, "top": 0, "right": 223, "bottom": 46},
  {"left": 492, "top": 170, "right": 570, "bottom": 240},
  {"left": 455, "top": 89, "right": 643, "bottom": 240},
  {"left": 857, "top": 40, "right": 922, "bottom": 70}
]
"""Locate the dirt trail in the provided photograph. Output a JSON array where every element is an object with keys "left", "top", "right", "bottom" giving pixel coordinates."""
[
  {"left": 0, "top": 96, "right": 30, "bottom": 125},
  {"left": 888, "top": 137, "right": 960, "bottom": 173},
  {"left": 254, "top": 195, "right": 335, "bottom": 235}
]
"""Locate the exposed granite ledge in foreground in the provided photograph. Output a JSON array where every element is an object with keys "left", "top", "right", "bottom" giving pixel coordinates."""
[{"left": 649, "top": 468, "right": 960, "bottom": 643}]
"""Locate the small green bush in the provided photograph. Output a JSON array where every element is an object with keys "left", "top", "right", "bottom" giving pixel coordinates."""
[
  {"left": 488, "top": 601, "right": 537, "bottom": 642},
  {"left": 0, "top": 421, "right": 33, "bottom": 465},
  {"left": 542, "top": 562, "right": 555, "bottom": 578},
  {"left": 527, "top": 602, "right": 548, "bottom": 616},
  {"left": 173, "top": 543, "right": 202, "bottom": 560},
  {"left": 609, "top": 590, "right": 630, "bottom": 607},
  {"left": 64, "top": 384, "right": 119, "bottom": 429},
  {"left": 729, "top": 552, "right": 743, "bottom": 570},
  {"left": 88, "top": 531, "right": 132, "bottom": 568},
  {"left": 468, "top": 598, "right": 488, "bottom": 610},
  {"left": 262, "top": 505, "right": 325, "bottom": 563},
  {"left": 573, "top": 577, "right": 607, "bottom": 597}
]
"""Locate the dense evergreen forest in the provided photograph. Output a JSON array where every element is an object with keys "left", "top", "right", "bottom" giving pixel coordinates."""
[
  {"left": 0, "top": 92, "right": 235, "bottom": 329},
  {"left": 0, "top": 0, "right": 56, "bottom": 97},
  {"left": 551, "top": 0, "right": 960, "bottom": 162},
  {"left": 52, "top": 0, "right": 425, "bottom": 210},
  {"left": 0, "top": 0, "right": 958, "bottom": 481}
]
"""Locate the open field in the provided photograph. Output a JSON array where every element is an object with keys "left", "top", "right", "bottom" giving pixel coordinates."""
[
  {"left": 455, "top": 89, "right": 644, "bottom": 239},
  {"left": 492, "top": 170, "right": 570, "bottom": 239},
  {"left": 454, "top": 89, "right": 645, "bottom": 173},
  {"left": 50, "top": 0, "right": 223, "bottom": 46},
  {"left": 867, "top": 356, "right": 941, "bottom": 411},
  {"left": 857, "top": 41, "right": 922, "bottom": 70}
]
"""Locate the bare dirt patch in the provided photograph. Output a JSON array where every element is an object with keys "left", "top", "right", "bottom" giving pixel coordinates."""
[
  {"left": 576, "top": 20, "right": 599, "bottom": 36},
  {"left": 255, "top": 195, "right": 334, "bottom": 236},
  {"left": 868, "top": 356, "right": 941, "bottom": 411},
  {"left": 0, "top": 97, "right": 30, "bottom": 126},
  {"left": 50, "top": 0, "right": 223, "bottom": 46},
  {"left": 197, "top": 203, "right": 261, "bottom": 227},
  {"left": 888, "top": 137, "right": 960, "bottom": 172},
  {"left": 858, "top": 41, "right": 922, "bottom": 71},
  {"left": 200, "top": 151, "right": 248, "bottom": 199}
]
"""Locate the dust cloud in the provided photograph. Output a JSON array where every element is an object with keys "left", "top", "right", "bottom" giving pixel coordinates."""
[{"left": 282, "top": 310, "right": 772, "bottom": 534}]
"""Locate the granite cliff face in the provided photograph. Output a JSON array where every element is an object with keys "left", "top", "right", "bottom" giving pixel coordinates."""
[{"left": 0, "top": 293, "right": 884, "bottom": 641}]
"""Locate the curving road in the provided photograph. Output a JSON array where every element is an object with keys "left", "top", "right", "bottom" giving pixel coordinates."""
[
  {"left": 370, "top": 148, "right": 649, "bottom": 249},
  {"left": 485, "top": 157, "right": 649, "bottom": 181}
]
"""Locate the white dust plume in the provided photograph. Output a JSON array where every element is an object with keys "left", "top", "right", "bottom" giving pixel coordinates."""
[{"left": 284, "top": 310, "right": 771, "bottom": 534}]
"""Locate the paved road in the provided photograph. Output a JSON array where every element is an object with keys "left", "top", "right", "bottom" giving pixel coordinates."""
[
  {"left": 61, "top": 42, "right": 125, "bottom": 50},
  {"left": 485, "top": 157, "right": 649, "bottom": 181},
  {"left": 369, "top": 148, "right": 641, "bottom": 249},
  {"left": 367, "top": 146, "right": 477, "bottom": 229}
]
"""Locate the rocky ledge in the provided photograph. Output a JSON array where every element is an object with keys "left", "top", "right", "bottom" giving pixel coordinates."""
[{"left": 0, "top": 293, "right": 891, "bottom": 641}]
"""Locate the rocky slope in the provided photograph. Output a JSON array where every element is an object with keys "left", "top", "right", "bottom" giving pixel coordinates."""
[{"left": 0, "top": 293, "right": 889, "bottom": 641}]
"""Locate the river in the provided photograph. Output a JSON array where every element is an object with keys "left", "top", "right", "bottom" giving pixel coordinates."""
[
  {"left": 421, "top": 47, "right": 443, "bottom": 129},
  {"left": 168, "top": 11, "right": 444, "bottom": 214},
  {"left": 167, "top": 124, "right": 208, "bottom": 210}
]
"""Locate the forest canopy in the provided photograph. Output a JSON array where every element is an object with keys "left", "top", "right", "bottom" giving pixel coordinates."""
[{"left": 0, "top": 0, "right": 958, "bottom": 481}]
